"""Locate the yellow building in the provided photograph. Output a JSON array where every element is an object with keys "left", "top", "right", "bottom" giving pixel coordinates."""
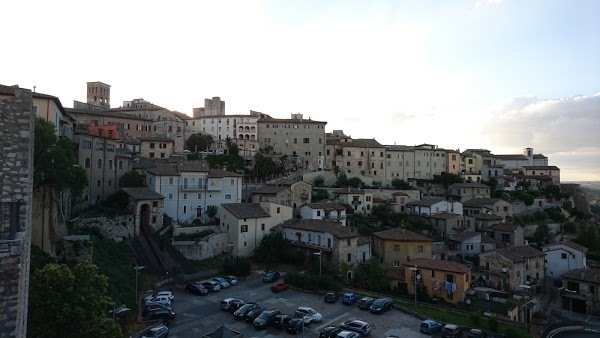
[
  {"left": 373, "top": 227, "right": 432, "bottom": 268},
  {"left": 404, "top": 258, "right": 471, "bottom": 304}
]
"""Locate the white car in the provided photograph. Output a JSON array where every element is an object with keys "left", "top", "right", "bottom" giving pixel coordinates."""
[
  {"left": 337, "top": 331, "right": 361, "bottom": 338},
  {"left": 295, "top": 306, "right": 322, "bottom": 323},
  {"left": 141, "top": 324, "right": 168, "bottom": 338},
  {"left": 144, "top": 295, "right": 171, "bottom": 307},
  {"left": 144, "top": 291, "right": 174, "bottom": 303}
]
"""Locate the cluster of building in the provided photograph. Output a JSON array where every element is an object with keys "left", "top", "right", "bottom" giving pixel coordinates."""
[{"left": 1, "top": 81, "right": 596, "bottom": 328}]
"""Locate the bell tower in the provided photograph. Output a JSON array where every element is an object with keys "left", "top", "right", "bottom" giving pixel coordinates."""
[{"left": 86, "top": 81, "right": 111, "bottom": 108}]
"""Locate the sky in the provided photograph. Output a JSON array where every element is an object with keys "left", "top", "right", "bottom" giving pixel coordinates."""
[{"left": 3, "top": 0, "right": 599, "bottom": 181}]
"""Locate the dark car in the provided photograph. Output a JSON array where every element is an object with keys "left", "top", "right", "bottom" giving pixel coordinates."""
[
  {"left": 263, "top": 271, "right": 281, "bottom": 283},
  {"left": 320, "top": 325, "right": 343, "bottom": 338},
  {"left": 184, "top": 283, "right": 208, "bottom": 296},
  {"left": 358, "top": 297, "right": 375, "bottom": 310},
  {"left": 286, "top": 317, "right": 310, "bottom": 335},
  {"left": 272, "top": 314, "right": 292, "bottom": 330},
  {"left": 142, "top": 309, "right": 175, "bottom": 323},
  {"left": 143, "top": 304, "right": 173, "bottom": 317},
  {"left": 224, "top": 275, "right": 238, "bottom": 286},
  {"left": 342, "top": 293, "right": 358, "bottom": 305},
  {"left": 324, "top": 291, "right": 339, "bottom": 303},
  {"left": 233, "top": 302, "right": 259, "bottom": 320},
  {"left": 370, "top": 298, "right": 393, "bottom": 314},
  {"left": 245, "top": 306, "right": 265, "bottom": 322},
  {"left": 220, "top": 297, "right": 245, "bottom": 312},
  {"left": 253, "top": 308, "right": 282, "bottom": 329},
  {"left": 468, "top": 329, "right": 488, "bottom": 338},
  {"left": 420, "top": 319, "right": 444, "bottom": 334},
  {"left": 271, "top": 281, "right": 289, "bottom": 293},
  {"left": 441, "top": 324, "right": 463, "bottom": 338},
  {"left": 141, "top": 325, "right": 169, "bottom": 338}
]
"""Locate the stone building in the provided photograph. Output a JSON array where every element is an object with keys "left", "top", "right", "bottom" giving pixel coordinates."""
[
  {"left": 560, "top": 268, "right": 600, "bottom": 316},
  {"left": 0, "top": 88, "right": 34, "bottom": 337},
  {"left": 257, "top": 113, "right": 327, "bottom": 171},
  {"left": 86, "top": 81, "right": 111, "bottom": 109},
  {"left": 478, "top": 245, "right": 545, "bottom": 292},
  {"left": 372, "top": 227, "right": 433, "bottom": 268}
]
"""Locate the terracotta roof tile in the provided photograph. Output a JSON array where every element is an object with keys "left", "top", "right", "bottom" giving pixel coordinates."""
[
  {"left": 373, "top": 227, "right": 432, "bottom": 242},
  {"left": 403, "top": 258, "right": 470, "bottom": 274},
  {"left": 252, "top": 186, "right": 290, "bottom": 195},
  {"left": 561, "top": 268, "right": 600, "bottom": 284}
]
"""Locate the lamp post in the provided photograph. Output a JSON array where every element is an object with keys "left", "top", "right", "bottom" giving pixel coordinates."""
[
  {"left": 409, "top": 266, "right": 419, "bottom": 306},
  {"left": 301, "top": 315, "right": 309, "bottom": 338},
  {"left": 313, "top": 251, "right": 322, "bottom": 277},
  {"left": 134, "top": 265, "right": 146, "bottom": 306}
]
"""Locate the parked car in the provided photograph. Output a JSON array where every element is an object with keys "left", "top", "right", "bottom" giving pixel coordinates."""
[
  {"left": 220, "top": 297, "right": 244, "bottom": 311},
  {"left": 200, "top": 280, "right": 221, "bottom": 292},
  {"left": 324, "top": 291, "right": 340, "bottom": 303},
  {"left": 213, "top": 277, "right": 230, "bottom": 289},
  {"left": 342, "top": 293, "right": 358, "bottom": 305},
  {"left": 141, "top": 325, "right": 169, "bottom": 338},
  {"left": 272, "top": 314, "right": 292, "bottom": 330},
  {"left": 441, "top": 324, "right": 463, "bottom": 338},
  {"left": 144, "top": 295, "right": 171, "bottom": 307},
  {"left": 337, "top": 331, "right": 361, "bottom": 338},
  {"left": 143, "top": 291, "right": 174, "bottom": 303},
  {"left": 295, "top": 306, "right": 322, "bottom": 323},
  {"left": 142, "top": 309, "right": 175, "bottom": 323},
  {"left": 339, "top": 319, "right": 372, "bottom": 336},
  {"left": 143, "top": 304, "right": 173, "bottom": 317},
  {"left": 286, "top": 317, "right": 310, "bottom": 335},
  {"left": 233, "top": 302, "right": 259, "bottom": 320},
  {"left": 357, "top": 297, "right": 375, "bottom": 310},
  {"left": 468, "top": 329, "right": 488, "bottom": 338},
  {"left": 420, "top": 319, "right": 444, "bottom": 334},
  {"left": 253, "top": 308, "right": 282, "bottom": 329},
  {"left": 245, "top": 306, "right": 265, "bottom": 322},
  {"left": 263, "top": 271, "right": 281, "bottom": 283},
  {"left": 224, "top": 275, "right": 238, "bottom": 286},
  {"left": 271, "top": 281, "right": 289, "bottom": 293},
  {"left": 370, "top": 298, "right": 393, "bottom": 314},
  {"left": 320, "top": 325, "right": 343, "bottom": 338},
  {"left": 184, "top": 283, "right": 208, "bottom": 296}
]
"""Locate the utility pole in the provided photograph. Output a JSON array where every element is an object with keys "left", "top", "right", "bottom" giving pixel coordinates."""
[{"left": 410, "top": 265, "right": 419, "bottom": 306}]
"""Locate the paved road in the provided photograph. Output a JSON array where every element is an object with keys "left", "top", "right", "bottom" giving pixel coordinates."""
[
  {"left": 165, "top": 274, "right": 432, "bottom": 337},
  {"left": 550, "top": 330, "right": 600, "bottom": 338}
]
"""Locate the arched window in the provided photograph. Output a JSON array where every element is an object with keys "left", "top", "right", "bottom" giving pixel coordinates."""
[
  {"left": 108, "top": 160, "right": 113, "bottom": 169},
  {"left": 97, "top": 159, "right": 102, "bottom": 169},
  {"left": 85, "top": 158, "right": 91, "bottom": 168},
  {"left": 118, "top": 161, "right": 123, "bottom": 170}
]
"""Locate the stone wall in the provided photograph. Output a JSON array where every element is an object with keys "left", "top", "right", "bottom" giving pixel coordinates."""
[
  {"left": 172, "top": 232, "right": 229, "bottom": 261},
  {"left": 71, "top": 215, "right": 135, "bottom": 241},
  {"left": 0, "top": 89, "right": 34, "bottom": 338},
  {"left": 58, "top": 235, "right": 93, "bottom": 262},
  {"left": 173, "top": 225, "right": 219, "bottom": 236}
]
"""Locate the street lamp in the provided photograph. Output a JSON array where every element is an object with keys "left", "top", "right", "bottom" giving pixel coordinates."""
[
  {"left": 313, "top": 251, "right": 322, "bottom": 277},
  {"left": 134, "top": 265, "right": 146, "bottom": 306},
  {"left": 409, "top": 266, "right": 419, "bottom": 306}
]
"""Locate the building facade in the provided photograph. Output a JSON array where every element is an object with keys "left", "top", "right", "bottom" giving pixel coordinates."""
[
  {"left": 372, "top": 227, "right": 433, "bottom": 268},
  {"left": 542, "top": 242, "right": 587, "bottom": 278}
]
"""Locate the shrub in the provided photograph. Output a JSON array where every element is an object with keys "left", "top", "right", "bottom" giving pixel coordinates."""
[
  {"left": 223, "top": 258, "right": 251, "bottom": 277},
  {"left": 487, "top": 316, "right": 499, "bottom": 332},
  {"left": 470, "top": 310, "right": 482, "bottom": 326}
]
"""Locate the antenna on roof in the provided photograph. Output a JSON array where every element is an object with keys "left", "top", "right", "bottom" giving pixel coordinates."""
[{"left": 33, "top": 86, "right": 36, "bottom": 93}]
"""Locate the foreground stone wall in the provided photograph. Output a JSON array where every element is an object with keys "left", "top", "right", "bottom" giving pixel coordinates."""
[{"left": 0, "top": 89, "right": 34, "bottom": 338}]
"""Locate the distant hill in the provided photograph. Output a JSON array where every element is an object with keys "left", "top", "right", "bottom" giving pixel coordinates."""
[{"left": 566, "top": 181, "right": 600, "bottom": 190}]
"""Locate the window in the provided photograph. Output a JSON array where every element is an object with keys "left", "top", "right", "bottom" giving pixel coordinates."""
[
  {"left": 347, "top": 253, "right": 352, "bottom": 262},
  {"left": 149, "top": 152, "right": 155, "bottom": 158},
  {"left": 261, "top": 223, "right": 265, "bottom": 231},
  {"left": 432, "top": 270, "right": 436, "bottom": 277},
  {"left": 82, "top": 140, "right": 92, "bottom": 149},
  {"left": 183, "top": 205, "right": 187, "bottom": 213},
  {"left": 225, "top": 194, "right": 232, "bottom": 199},
  {"left": 168, "top": 193, "right": 173, "bottom": 199},
  {"left": 150, "top": 143, "right": 155, "bottom": 149},
  {"left": 293, "top": 137, "right": 298, "bottom": 144},
  {"left": 97, "top": 180, "right": 101, "bottom": 186},
  {"left": 303, "top": 138, "right": 309, "bottom": 144},
  {"left": 393, "top": 245, "right": 400, "bottom": 251},
  {"left": 347, "top": 239, "right": 351, "bottom": 246},
  {"left": 85, "top": 158, "right": 91, "bottom": 168},
  {"left": 241, "top": 225, "right": 248, "bottom": 233},
  {"left": 152, "top": 216, "right": 157, "bottom": 223},
  {"left": 118, "top": 161, "right": 123, "bottom": 170},
  {"left": 108, "top": 160, "right": 113, "bottom": 169},
  {"left": 169, "top": 178, "right": 174, "bottom": 184},
  {"left": 394, "top": 260, "right": 400, "bottom": 267},
  {"left": 183, "top": 193, "right": 187, "bottom": 200},
  {"left": 308, "top": 234, "right": 312, "bottom": 241},
  {"left": 97, "top": 159, "right": 102, "bottom": 169},
  {"left": 418, "top": 245, "right": 424, "bottom": 253},
  {"left": 561, "top": 253, "right": 567, "bottom": 259},
  {"left": 277, "top": 207, "right": 280, "bottom": 213},
  {"left": 317, "top": 211, "right": 321, "bottom": 216},
  {"left": 108, "top": 180, "right": 112, "bottom": 186}
]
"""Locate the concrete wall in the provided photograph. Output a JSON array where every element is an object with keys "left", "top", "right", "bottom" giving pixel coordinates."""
[
  {"left": 0, "top": 88, "right": 34, "bottom": 338},
  {"left": 71, "top": 215, "right": 135, "bottom": 241},
  {"left": 172, "top": 232, "right": 229, "bottom": 260}
]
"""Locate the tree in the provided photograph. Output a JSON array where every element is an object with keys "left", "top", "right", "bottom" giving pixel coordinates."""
[
  {"left": 206, "top": 154, "right": 245, "bottom": 173},
  {"left": 119, "top": 171, "right": 145, "bottom": 187},
  {"left": 336, "top": 172, "right": 348, "bottom": 187},
  {"left": 532, "top": 222, "right": 552, "bottom": 246},
  {"left": 433, "top": 172, "right": 463, "bottom": 189},
  {"left": 312, "top": 188, "right": 329, "bottom": 202},
  {"left": 313, "top": 175, "right": 325, "bottom": 187},
  {"left": 353, "top": 259, "right": 388, "bottom": 292},
  {"left": 34, "top": 119, "right": 88, "bottom": 198},
  {"left": 391, "top": 178, "right": 411, "bottom": 189},
  {"left": 253, "top": 153, "right": 279, "bottom": 180},
  {"left": 206, "top": 205, "right": 218, "bottom": 224},
  {"left": 254, "top": 232, "right": 287, "bottom": 264},
  {"left": 519, "top": 193, "right": 535, "bottom": 206},
  {"left": 28, "top": 262, "right": 122, "bottom": 338},
  {"left": 224, "top": 137, "right": 239, "bottom": 156},
  {"left": 185, "top": 133, "right": 213, "bottom": 152},
  {"left": 347, "top": 177, "right": 364, "bottom": 188}
]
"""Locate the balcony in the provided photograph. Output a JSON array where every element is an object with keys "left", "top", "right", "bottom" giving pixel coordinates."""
[{"left": 180, "top": 185, "right": 205, "bottom": 192}]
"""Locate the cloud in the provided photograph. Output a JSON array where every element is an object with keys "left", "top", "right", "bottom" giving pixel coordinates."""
[
  {"left": 481, "top": 92, "right": 600, "bottom": 180},
  {"left": 474, "top": 0, "right": 503, "bottom": 8}
]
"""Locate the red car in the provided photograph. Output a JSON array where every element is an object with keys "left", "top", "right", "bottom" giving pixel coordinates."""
[{"left": 271, "top": 281, "right": 289, "bottom": 293}]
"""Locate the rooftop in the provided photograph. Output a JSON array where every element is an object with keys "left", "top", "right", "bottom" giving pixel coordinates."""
[
  {"left": 279, "top": 219, "right": 358, "bottom": 239},
  {"left": 373, "top": 227, "right": 432, "bottom": 242},
  {"left": 403, "top": 258, "right": 470, "bottom": 274},
  {"left": 122, "top": 187, "right": 165, "bottom": 200},
  {"left": 221, "top": 203, "right": 271, "bottom": 219},
  {"left": 561, "top": 268, "right": 600, "bottom": 284},
  {"left": 303, "top": 202, "right": 346, "bottom": 211}
]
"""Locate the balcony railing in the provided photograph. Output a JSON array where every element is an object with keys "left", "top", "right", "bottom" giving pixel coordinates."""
[{"left": 285, "top": 239, "right": 333, "bottom": 252}]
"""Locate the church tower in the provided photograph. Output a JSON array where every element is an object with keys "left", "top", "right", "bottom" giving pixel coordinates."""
[{"left": 86, "top": 81, "right": 111, "bottom": 108}]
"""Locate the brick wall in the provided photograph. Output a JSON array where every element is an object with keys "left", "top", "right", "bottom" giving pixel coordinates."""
[{"left": 0, "top": 89, "right": 34, "bottom": 337}]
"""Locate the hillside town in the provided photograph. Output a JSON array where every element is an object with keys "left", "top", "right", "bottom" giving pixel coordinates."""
[{"left": 1, "top": 82, "right": 599, "bottom": 338}]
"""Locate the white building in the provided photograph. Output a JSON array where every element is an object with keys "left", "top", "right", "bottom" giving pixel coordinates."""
[
  {"left": 145, "top": 161, "right": 243, "bottom": 223},
  {"left": 299, "top": 202, "right": 347, "bottom": 226},
  {"left": 406, "top": 199, "right": 463, "bottom": 216},
  {"left": 542, "top": 241, "right": 588, "bottom": 278},
  {"left": 220, "top": 202, "right": 293, "bottom": 258},
  {"left": 331, "top": 188, "right": 373, "bottom": 214}
]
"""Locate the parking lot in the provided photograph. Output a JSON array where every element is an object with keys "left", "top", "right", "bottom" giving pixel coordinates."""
[{"left": 164, "top": 273, "right": 432, "bottom": 337}]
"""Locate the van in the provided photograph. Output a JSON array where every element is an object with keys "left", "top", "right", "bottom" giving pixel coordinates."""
[{"left": 201, "top": 280, "right": 221, "bottom": 292}]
